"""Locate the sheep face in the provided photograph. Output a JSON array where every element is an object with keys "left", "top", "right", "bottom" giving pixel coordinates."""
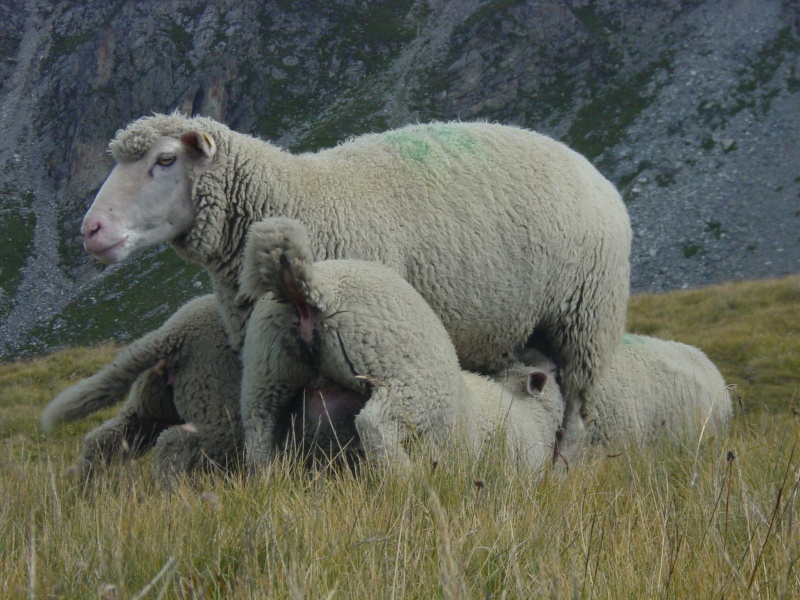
[{"left": 81, "top": 133, "right": 213, "bottom": 263}]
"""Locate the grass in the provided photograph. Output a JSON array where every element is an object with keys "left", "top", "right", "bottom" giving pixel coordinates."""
[{"left": 1, "top": 275, "right": 798, "bottom": 597}]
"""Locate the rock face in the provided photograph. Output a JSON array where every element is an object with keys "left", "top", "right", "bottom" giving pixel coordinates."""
[{"left": 1, "top": 0, "right": 798, "bottom": 358}]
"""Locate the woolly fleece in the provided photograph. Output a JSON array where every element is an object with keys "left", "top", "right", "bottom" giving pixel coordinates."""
[
  {"left": 95, "top": 114, "right": 632, "bottom": 459},
  {"left": 40, "top": 295, "right": 243, "bottom": 477},
  {"left": 239, "top": 218, "right": 462, "bottom": 466},
  {"left": 587, "top": 334, "right": 732, "bottom": 445}
]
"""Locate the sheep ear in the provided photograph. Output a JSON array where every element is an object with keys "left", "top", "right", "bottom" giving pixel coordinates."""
[
  {"left": 180, "top": 131, "right": 217, "bottom": 165},
  {"left": 527, "top": 371, "right": 548, "bottom": 395}
]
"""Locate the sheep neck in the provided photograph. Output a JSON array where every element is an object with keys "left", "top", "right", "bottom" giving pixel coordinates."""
[{"left": 173, "top": 131, "right": 296, "bottom": 349}]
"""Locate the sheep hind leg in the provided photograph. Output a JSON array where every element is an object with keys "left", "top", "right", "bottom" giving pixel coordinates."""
[
  {"left": 547, "top": 282, "right": 626, "bottom": 468},
  {"left": 153, "top": 422, "right": 244, "bottom": 482},
  {"left": 77, "top": 410, "right": 169, "bottom": 478},
  {"left": 353, "top": 388, "right": 412, "bottom": 469},
  {"left": 241, "top": 306, "right": 316, "bottom": 472},
  {"left": 76, "top": 369, "right": 178, "bottom": 478}
]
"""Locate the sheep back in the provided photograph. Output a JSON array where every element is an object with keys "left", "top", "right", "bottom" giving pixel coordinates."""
[{"left": 589, "top": 334, "right": 732, "bottom": 445}]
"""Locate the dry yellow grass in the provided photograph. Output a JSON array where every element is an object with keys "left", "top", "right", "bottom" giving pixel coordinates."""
[
  {"left": 0, "top": 276, "right": 798, "bottom": 597},
  {"left": 1, "top": 417, "right": 798, "bottom": 598}
]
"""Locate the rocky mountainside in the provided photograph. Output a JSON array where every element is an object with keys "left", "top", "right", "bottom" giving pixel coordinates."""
[{"left": 1, "top": 0, "right": 798, "bottom": 359}]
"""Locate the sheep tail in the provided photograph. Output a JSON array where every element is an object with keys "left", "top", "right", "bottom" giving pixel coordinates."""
[
  {"left": 238, "top": 217, "right": 316, "bottom": 303},
  {"left": 40, "top": 332, "right": 167, "bottom": 432}
]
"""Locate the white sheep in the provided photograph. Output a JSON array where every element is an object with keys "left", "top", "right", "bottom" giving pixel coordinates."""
[
  {"left": 517, "top": 334, "right": 732, "bottom": 448},
  {"left": 587, "top": 334, "right": 732, "bottom": 445},
  {"left": 458, "top": 360, "right": 564, "bottom": 476},
  {"left": 40, "top": 295, "right": 244, "bottom": 477},
  {"left": 80, "top": 113, "right": 632, "bottom": 462}
]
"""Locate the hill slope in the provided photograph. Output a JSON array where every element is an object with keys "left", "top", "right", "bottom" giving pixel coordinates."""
[{"left": 1, "top": 0, "right": 798, "bottom": 358}]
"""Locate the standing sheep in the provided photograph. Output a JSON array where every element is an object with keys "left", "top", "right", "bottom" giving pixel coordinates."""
[
  {"left": 40, "top": 295, "right": 244, "bottom": 477},
  {"left": 80, "top": 113, "right": 632, "bottom": 461}
]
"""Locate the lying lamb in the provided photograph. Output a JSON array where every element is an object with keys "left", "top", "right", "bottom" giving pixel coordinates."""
[
  {"left": 80, "top": 113, "right": 632, "bottom": 462},
  {"left": 40, "top": 295, "right": 243, "bottom": 477},
  {"left": 518, "top": 333, "right": 732, "bottom": 448},
  {"left": 587, "top": 334, "right": 732, "bottom": 446}
]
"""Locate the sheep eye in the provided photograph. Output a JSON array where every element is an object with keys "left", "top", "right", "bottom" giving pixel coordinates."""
[{"left": 156, "top": 154, "right": 176, "bottom": 167}]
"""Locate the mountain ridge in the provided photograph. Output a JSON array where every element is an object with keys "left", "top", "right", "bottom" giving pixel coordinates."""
[{"left": 1, "top": 0, "right": 798, "bottom": 359}]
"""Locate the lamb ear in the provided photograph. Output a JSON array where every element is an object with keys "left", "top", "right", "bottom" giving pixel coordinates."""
[
  {"left": 527, "top": 371, "right": 548, "bottom": 395},
  {"left": 180, "top": 131, "right": 217, "bottom": 165}
]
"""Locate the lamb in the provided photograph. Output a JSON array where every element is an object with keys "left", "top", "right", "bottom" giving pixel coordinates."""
[
  {"left": 458, "top": 360, "right": 564, "bottom": 476},
  {"left": 39, "top": 294, "right": 372, "bottom": 476},
  {"left": 586, "top": 334, "right": 732, "bottom": 445},
  {"left": 80, "top": 113, "right": 632, "bottom": 462},
  {"left": 238, "top": 218, "right": 462, "bottom": 466},
  {"left": 517, "top": 334, "right": 732, "bottom": 447},
  {"left": 40, "top": 295, "right": 244, "bottom": 477}
]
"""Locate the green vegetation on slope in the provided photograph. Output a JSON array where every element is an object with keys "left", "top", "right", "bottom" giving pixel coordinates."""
[
  {"left": 17, "top": 247, "right": 211, "bottom": 357},
  {"left": 0, "top": 184, "right": 35, "bottom": 323}
]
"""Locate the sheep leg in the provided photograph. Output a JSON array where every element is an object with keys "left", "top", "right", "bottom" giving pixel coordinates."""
[
  {"left": 153, "top": 420, "right": 244, "bottom": 479},
  {"left": 241, "top": 302, "right": 316, "bottom": 470},
  {"left": 78, "top": 410, "right": 168, "bottom": 477},
  {"left": 550, "top": 280, "right": 625, "bottom": 465},
  {"left": 353, "top": 387, "right": 412, "bottom": 468},
  {"left": 40, "top": 326, "right": 174, "bottom": 431},
  {"left": 76, "top": 368, "right": 181, "bottom": 476}
]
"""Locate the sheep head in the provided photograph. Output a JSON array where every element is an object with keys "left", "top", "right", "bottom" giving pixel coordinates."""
[{"left": 81, "top": 118, "right": 217, "bottom": 264}]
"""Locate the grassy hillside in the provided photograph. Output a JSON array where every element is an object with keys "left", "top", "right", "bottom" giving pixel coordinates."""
[{"left": 0, "top": 275, "right": 798, "bottom": 597}]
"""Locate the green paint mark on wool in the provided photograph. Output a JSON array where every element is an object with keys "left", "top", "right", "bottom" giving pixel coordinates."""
[
  {"left": 385, "top": 132, "right": 432, "bottom": 162},
  {"left": 622, "top": 333, "right": 648, "bottom": 345},
  {"left": 384, "top": 125, "right": 478, "bottom": 163},
  {"left": 425, "top": 124, "right": 478, "bottom": 153}
]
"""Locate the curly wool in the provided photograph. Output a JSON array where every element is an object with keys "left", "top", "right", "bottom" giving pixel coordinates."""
[
  {"left": 587, "top": 334, "right": 732, "bottom": 445},
  {"left": 240, "top": 218, "right": 567, "bottom": 470},
  {"left": 521, "top": 334, "right": 732, "bottom": 446},
  {"left": 109, "top": 113, "right": 223, "bottom": 162},
  {"left": 240, "top": 218, "right": 462, "bottom": 465}
]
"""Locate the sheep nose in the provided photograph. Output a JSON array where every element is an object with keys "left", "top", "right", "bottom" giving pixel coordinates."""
[{"left": 82, "top": 219, "right": 102, "bottom": 239}]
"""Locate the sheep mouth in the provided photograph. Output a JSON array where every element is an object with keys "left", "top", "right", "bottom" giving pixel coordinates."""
[{"left": 86, "top": 236, "right": 129, "bottom": 264}]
